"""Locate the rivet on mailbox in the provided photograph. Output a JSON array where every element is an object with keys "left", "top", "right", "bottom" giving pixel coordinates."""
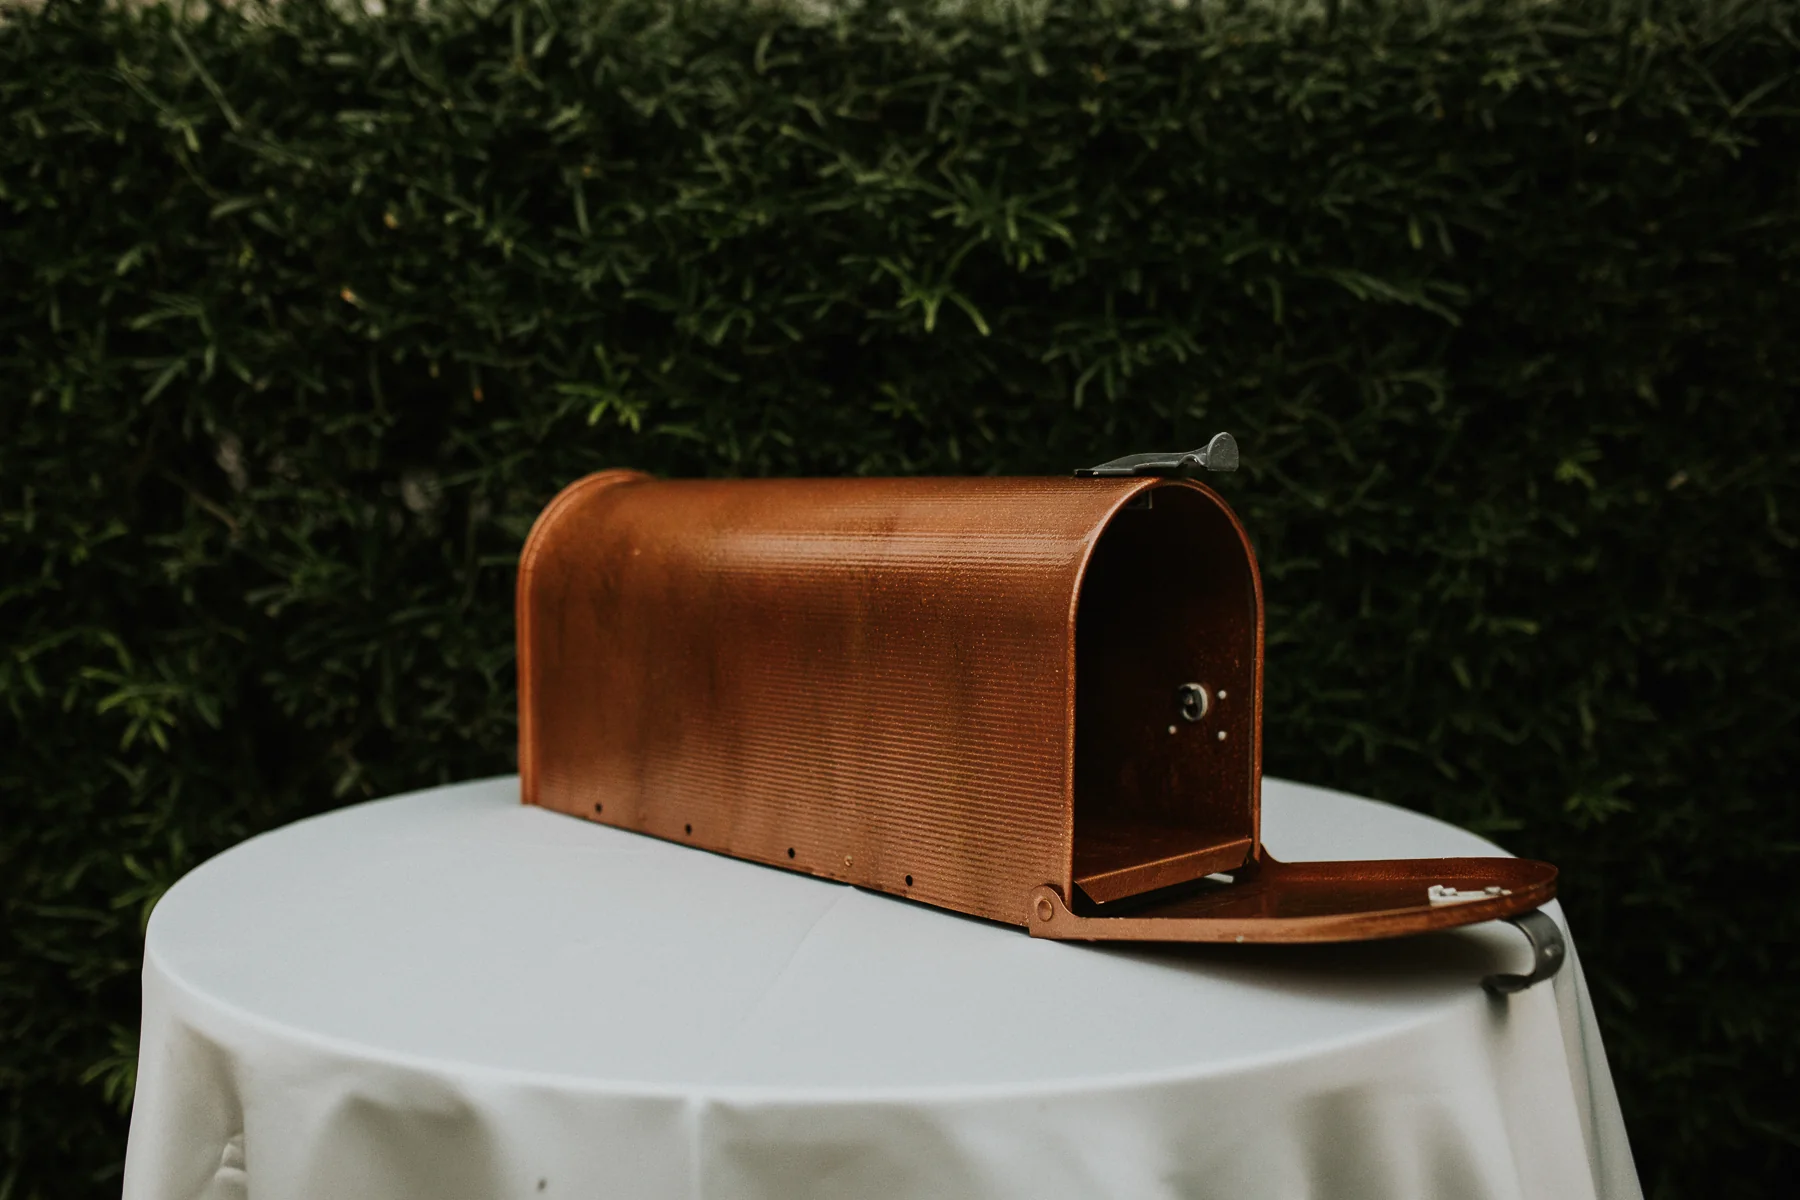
[{"left": 517, "top": 435, "right": 1559, "bottom": 956}]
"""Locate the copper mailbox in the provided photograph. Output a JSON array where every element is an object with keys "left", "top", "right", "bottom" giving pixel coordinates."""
[{"left": 517, "top": 449, "right": 1557, "bottom": 949}]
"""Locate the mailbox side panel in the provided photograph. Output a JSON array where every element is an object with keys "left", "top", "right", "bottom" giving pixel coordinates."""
[{"left": 517, "top": 474, "right": 1141, "bottom": 927}]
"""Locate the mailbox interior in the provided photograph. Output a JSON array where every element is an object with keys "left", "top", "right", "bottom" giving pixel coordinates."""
[{"left": 1072, "top": 483, "right": 1259, "bottom": 905}]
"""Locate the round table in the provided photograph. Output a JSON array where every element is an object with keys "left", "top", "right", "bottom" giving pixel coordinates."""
[{"left": 123, "top": 776, "right": 1639, "bottom": 1200}]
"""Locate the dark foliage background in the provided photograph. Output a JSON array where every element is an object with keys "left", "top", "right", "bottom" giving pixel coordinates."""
[{"left": 3, "top": 0, "right": 1797, "bottom": 1194}]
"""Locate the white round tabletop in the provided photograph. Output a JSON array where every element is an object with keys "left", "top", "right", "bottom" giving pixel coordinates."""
[{"left": 123, "top": 776, "right": 1639, "bottom": 1200}]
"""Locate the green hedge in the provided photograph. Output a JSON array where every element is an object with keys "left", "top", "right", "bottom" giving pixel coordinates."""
[{"left": 3, "top": 0, "right": 1797, "bottom": 1194}]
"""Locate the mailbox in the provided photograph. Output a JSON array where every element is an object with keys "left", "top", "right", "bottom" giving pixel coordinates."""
[{"left": 516, "top": 440, "right": 1556, "bottom": 947}]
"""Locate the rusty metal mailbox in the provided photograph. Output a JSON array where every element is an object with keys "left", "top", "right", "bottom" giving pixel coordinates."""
[{"left": 516, "top": 439, "right": 1558, "bottom": 962}]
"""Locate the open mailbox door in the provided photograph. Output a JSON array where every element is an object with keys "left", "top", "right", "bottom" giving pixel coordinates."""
[{"left": 517, "top": 440, "right": 1557, "bottom": 952}]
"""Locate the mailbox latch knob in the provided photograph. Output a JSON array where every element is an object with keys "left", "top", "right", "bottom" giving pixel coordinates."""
[{"left": 1176, "top": 683, "right": 1211, "bottom": 723}]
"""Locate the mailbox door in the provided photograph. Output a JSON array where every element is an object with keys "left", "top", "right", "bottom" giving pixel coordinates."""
[{"left": 1027, "top": 853, "right": 1557, "bottom": 943}]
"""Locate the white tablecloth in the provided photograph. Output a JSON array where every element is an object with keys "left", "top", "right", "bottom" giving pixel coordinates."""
[{"left": 124, "top": 776, "right": 1639, "bottom": 1200}]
